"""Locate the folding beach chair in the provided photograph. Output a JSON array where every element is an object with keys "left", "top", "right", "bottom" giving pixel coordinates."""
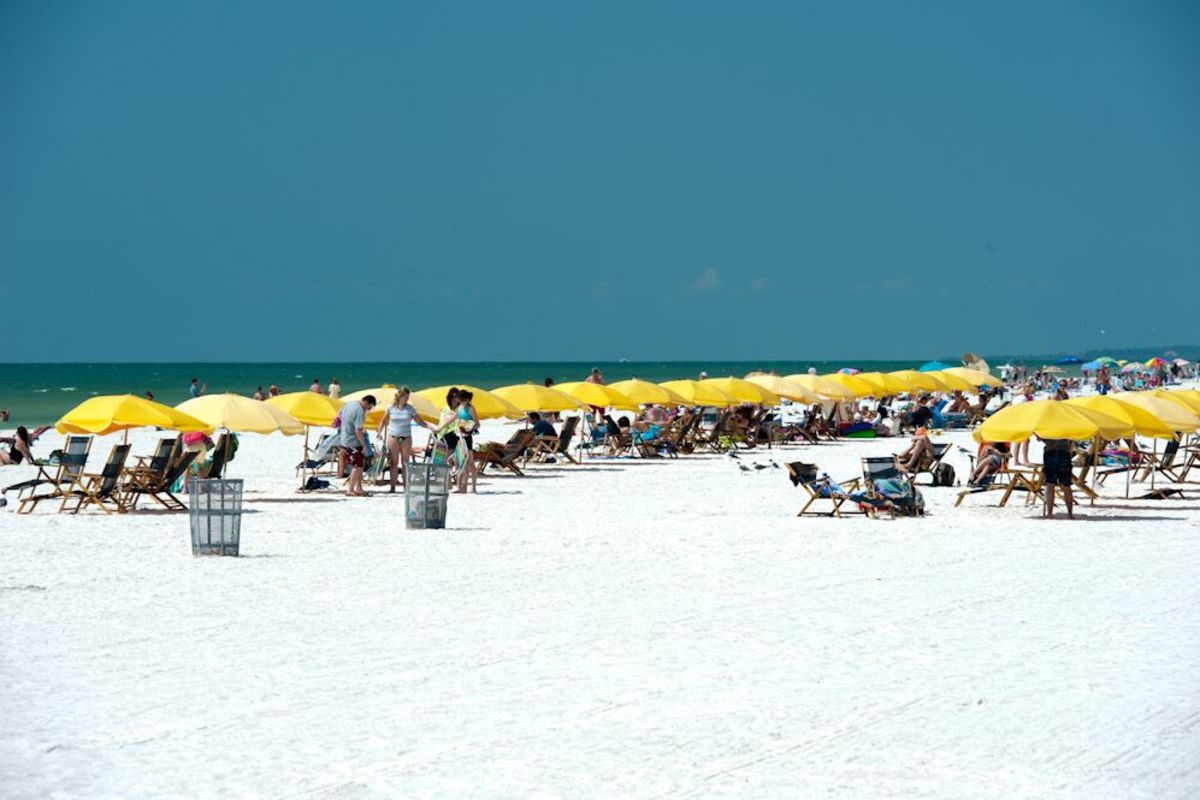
[
  {"left": 122, "top": 449, "right": 198, "bottom": 511},
  {"left": 785, "top": 462, "right": 863, "bottom": 517},
  {"left": 5, "top": 435, "right": 92, "bottom": 514},
  {"left": 900, "top": 442, "right": 953, "bottom": 486},
  {"left": 526, "top": 416, "right": 580, "bottom": 465},
  {"left": 860, "top": 456, "right": 925, "bottom": 517},
  {"left": 59, "top": 444, "right": 131, "bottom": 514},
  {"left": 475, "top": 430, "right": 535, "bottom": 477},
  {"left": 201, "top": 433, "right": 234, "bottom": 479}
]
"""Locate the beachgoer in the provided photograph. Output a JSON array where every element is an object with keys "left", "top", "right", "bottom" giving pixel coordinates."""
[
  {"left": 544, "top": 377, "right": 555, "bottom": 387},
  {"left": 698, "top": 371, "right": 708, "bottom": 380},
  {"left": 586, "top": 367, "right": 605, "bottom": 385},
  {"left": 1041, "top": 438, "right": 1075, "bottom": 518},
  {"left": 436, "top": 389, "right": 462, "bottom": 456},
  {"left": 253, "top": 386, "right": 265, "bottom": 401},
  {"left": 897, "top": 427, "right": 933, "bottom": 473},
  {"left": 528, "top": 412, "right": 556, "bottom": 439},
  {"left": 339, "top": 394, "right": 376, "bottom": 497},
  {"left": 455, "top": 390, "right": 480, "bottom": 494},
  {"left": 144, "top": 391, "right": 155, "bottom": 402},
  {"left": 0, "top": 426, "right": 48, "bottom": 466},
  {"left": 0, "top": 410, "right": 8, "bottom": 422},
  {"left": 269, "top": 385, "right": 280, "bottom": 398},
  {"left": 969, "top": 441, "right": 1008, "bottom": 486},
  {"left": 328, "top": 378, "right": 341, "bottom": 400},
  {"left": 377, "top": 387, "right": 432, "bottom": 493},
  {"left": 310, "top": 377, "right": 323, "bottom": 394},
  {"left": 189, "top": 378, "right": 205, "bottom": 398}
]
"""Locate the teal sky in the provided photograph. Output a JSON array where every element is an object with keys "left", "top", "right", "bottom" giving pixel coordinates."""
[{"left": 2, "top": 2, "right": 1198, "bottom": 362}]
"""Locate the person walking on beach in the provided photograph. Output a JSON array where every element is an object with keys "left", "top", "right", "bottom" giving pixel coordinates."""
[
  {"left": 585, "top": 368, "right": 605, "bottom": 423},
  {"left": 1041, "top": 437, "right": 1075, "bottom": 519},
  {"left": 329, "top": 378, "right": 341, "bottom": 400},
  {"left": 378, "top": 387, "right": 432, "bottom": 492},
  {"left": 189, "top": 378, "right": 205, "bottom": 398},
  {"left": 340, "top": 394, "right": 376, "bottom": 497},
  {"left": 454, "top": 390, "right": 480, "bottom": 494},
  {"left": 310, "top": 377, "right": 323, "bottom": 394}
]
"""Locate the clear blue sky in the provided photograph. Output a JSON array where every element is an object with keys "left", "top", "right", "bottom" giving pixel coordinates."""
[{"left": 2, "top": 1, "right": 1197, "bottom": 362}]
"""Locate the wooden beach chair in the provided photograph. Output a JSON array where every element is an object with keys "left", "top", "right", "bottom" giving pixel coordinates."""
[
  {"left": 6, "top": 435, "right": 92, "bottom": 514},
  {"left": 475, "top": 430, "right": 535, "bottom": 477},
  {"left": 201, "top": 433, "right": 233, "bottom": 479},
  {"left": 58, "top": 444, "right": 131, "bottom": 514},
  {"left": 785, "top": 462, "right": 863, "bottom": 517},
  {"left": 122, "top": 449, "right": 198, "bottom": 511},
  {"left": 860, "top": 456, "right": 923, "bottom": 517},
  {"left": 526, "top": 416, "right": 580, "bottom": 465}
]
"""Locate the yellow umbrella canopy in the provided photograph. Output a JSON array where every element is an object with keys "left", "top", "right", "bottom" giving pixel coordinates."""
[
  {"left": 608, "top": 379, "right": 689, "bottom": 406},
  {"left": 942, "top": 367, "right": 997, "bottom": 387},
  {"left": 855, "top": 371, "right": 912, "bottom": 397},
  {"left": 177, "top": 393, "right": 303, "bottom": 435},
  {"left": 1152, "top": 389, "right": 1200, "bottom": 414},
  {"left": 56, "top": 394, "right": 212, "bottom": 436},
  {"left": 925, "top": 370, "right": 976, "bottom": 392},
  {"left": 1065, "top": 395, "right": 1174, "bottom": 439},
  {"left": 413, "top": 385, "right": 523, "bottom": 420},
  {"left": 744, "top": 374, "right": 817, "bottom": 403},
  {"left": 553, "top": 381, "right": 637, "bottom": 410},
  {"left": 343, "top": 385, "right": 440, "bottom": 425},
  {"left": 888, "top": 370, "right": 949, "bottom": 392},
  {"left": 783, "top": 374, "right": 856, "bottom": 401},
  {"left": 1113, "top": 393, "right": 1199, "bottom": 433},
  {"left": 821, "top": 373, "right": 875, "bottom": 398},
  {"left": 974, "top": 399, "right": 1133, "bottom": 443},
  {"left": 658, "top": 379, "right": 737, "bottom": 407},
  {"left": 701, "top": 376, "right": 780, "bottom": 405},
  {"left": 493, "top": 384, "right": 584, "bottom": 414},
  {"left": 265, "top": 391, "right": 341, "bottom": 427}
]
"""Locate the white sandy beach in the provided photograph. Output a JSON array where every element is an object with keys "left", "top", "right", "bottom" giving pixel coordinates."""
[{"left": 2, "top": 419, "right": 1199, "bottom": 799}]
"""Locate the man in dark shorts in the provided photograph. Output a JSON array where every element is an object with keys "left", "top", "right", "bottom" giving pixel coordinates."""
[
  {"left": 339, "top": 394, "right": 376, "bottom": 497},
  {"left": 1041, "top": 437, "right": 1075, "bottom": 519}
]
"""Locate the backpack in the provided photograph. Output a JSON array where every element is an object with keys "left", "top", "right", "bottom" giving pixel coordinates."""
[{"left": 931, "top": 462, "right": 955, "bottom": 487}]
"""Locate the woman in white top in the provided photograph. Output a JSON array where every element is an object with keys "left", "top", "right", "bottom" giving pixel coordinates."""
[{"left": 377, "top": 387, "right": 433, "bottom": 492}]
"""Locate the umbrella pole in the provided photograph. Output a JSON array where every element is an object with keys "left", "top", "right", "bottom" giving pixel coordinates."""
[
  {"left": 301, "top": 426, "right": 309, "bottom": 490},
  {"left": 1151, "top": 438, "right": 1158, "bottom": 491}
]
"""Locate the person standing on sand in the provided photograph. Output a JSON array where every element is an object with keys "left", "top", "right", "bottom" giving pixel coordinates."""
[
  {"left": 339, "top": 394, "right": 376, "bottom": 497},
  {"left": 329, "top": 378, "right": 341, "bottom": 400},
  {"left": 310, "top": 377, "right": 323, "bottom": 394},
  {"left": 584, "top": 368, "right": 606, "bottom": 423},
  {"left": 269, "top": 385, "right": 280, "bottom": 397},
  {"left": 1041, "top": 437, "right": 1075, "bottom": 519},
  {"left": 189, "top": 378, "right": 205, "bottom": 398},
  {"left": 253, "top": 386, "right": 265, "bottom": 401},
  {"left": 144, "top": 391, "right": 155, "bottom": 402},
  {"left": 454, "top": 390, "right": 480, "bottom": 494},
  {"left": 378, "top": 387, "right": 432, "bottom": 493}
]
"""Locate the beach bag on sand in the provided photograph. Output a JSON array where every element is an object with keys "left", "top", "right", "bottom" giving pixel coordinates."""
[{"left": 931, "top": 462, "right": 955, "bottom": 487}]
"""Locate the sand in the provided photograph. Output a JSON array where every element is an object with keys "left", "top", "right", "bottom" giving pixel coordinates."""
[{"left": 2, "top": 413, "right": 1199, "bottom": 798}]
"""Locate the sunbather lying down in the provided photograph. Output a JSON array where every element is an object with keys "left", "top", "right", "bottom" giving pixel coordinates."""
[{"left": 896, "top": 428, "right": 933, "bottom": 473}]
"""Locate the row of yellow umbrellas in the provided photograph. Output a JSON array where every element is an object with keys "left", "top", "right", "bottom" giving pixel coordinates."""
[
  {"left": 54, "top": 366, "right": 1009, "bottom": 437},
  {"left": 974, "top": 390, "right": 1200, "bottom": 443}
]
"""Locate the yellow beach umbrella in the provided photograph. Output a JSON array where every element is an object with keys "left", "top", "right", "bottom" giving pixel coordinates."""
[
  {"left": 887, "top": 370, "right": 948, "bottom": 392},
  {"left": 1113, "top": 393, "right": 1199, "bottom": 433},
  {"left": 1065, "top": 395, "right": 1174, "bottom": 439},
  {"left": 926, "top": 370, "right": 976, "bottom": 392},
  {"left": 266, "top": 391, "right": 341, "bottom": 427},
  {"left": 702, "top": 376, "right": 780, "bottom": 405},
  {"left": 744, "top": 374, "right": 817, "bottom": 403},
  {"left": 553, "top": 381, "right": 638, "bottom": 410},
  {"left": 414, "top": 385, "right": 522, "bottom": 420},
  {"left": 856, "top": 372, "right": 912, "bottom": 396},
  {"left": 177, "top": 393, "right": 304, "bottom": 435},
  {"left": 783, "top": 374, "right": 856, "bottom": 401},
  {"left": 942, "top": 367, "right": 997, "bottom": 387},
  {"left": 974, "top": 399, "right": 1132, "bottom": 443},
  {"left": 493, "top": 384, "right": 584, "bottom": 414},
  {"left": 658, "top": 379, "right": 737, "bottom": 407},
  {"left": 1152, "top": 389, "right": 1200, "bottom": 414},
  {"left": 608, "top": 379, "right": 689, "bottom": 406},
  {"left": 343, "top": 385, "right": 440, "bottom": 425},
  {"left": 56, "top": 394, "right": 212, "bottom": 436},
  {"left": 821, "top": 373, "right": 875, "bottom": 398}
]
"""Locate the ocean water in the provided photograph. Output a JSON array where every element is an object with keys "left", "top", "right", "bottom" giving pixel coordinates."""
[{"left": 2, "top": 360, "right": 941, "bottom": 426}]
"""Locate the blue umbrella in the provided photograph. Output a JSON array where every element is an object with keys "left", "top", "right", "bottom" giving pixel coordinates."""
[
  {"left": 918, "top": 360, "right": 950, "bottom": 372},
  {"left": 1081, "top": 360, "right": 1102, "bottom": 371},
  {"left": 1056, "top": 356, "right": 1083, "bottom": 365}
]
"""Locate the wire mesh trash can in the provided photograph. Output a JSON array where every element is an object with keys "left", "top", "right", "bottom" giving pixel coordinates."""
[
  {"left": 405, "top": 463, "right": 450, "bottom": 529},
  {"left": 189, "top": 479, "right": 244, "bottom": 556}
]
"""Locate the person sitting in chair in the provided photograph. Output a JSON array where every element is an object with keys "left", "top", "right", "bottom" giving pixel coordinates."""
[
  {"left": 0, "top": 426, "right": 50, "bottom": 466},
  {"left": 969, "top": 441, "right": 1008, "bottom": 486},
  {"left": 897, "top": 427, "right": 933, "bottom": 474}
]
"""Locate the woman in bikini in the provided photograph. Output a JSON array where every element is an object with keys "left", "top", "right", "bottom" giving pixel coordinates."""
[
  {"left": 378, "top": 387, "right": 433, "bottom": 492},
  {"left": 0, "top": 426, "right": 48, "bottom": 466}
]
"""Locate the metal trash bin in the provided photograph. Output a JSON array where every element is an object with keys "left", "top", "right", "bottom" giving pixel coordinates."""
[
  {"left": 405, "top": 462, "right": 449, "bottom": 529},
  {"left": 189, "top": 479, "right": 244, "bottom": 556}
]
